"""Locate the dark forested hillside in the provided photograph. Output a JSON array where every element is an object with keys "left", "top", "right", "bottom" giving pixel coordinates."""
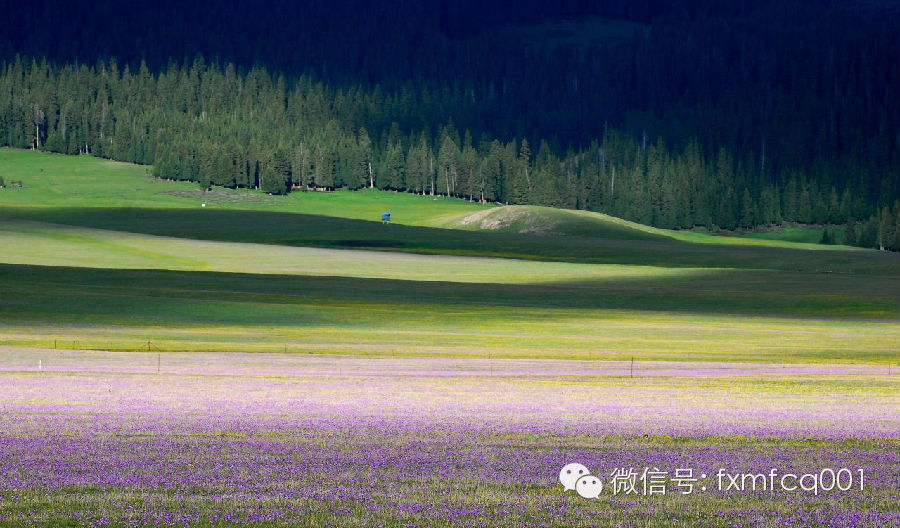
[{"left": 0, "top": 0, "right": 898, "bottom": 247}]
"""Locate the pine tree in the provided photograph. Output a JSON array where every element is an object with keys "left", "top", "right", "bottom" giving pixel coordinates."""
[
  {"left": 893, "top": 202, "right": 900, "bottom": 251},
  {"left": 798, "top": 186, "right": 812, "bottom": 224},
  {"left": 842, "top": 220, "right": 857, "bottom": 246},
  {"left": 879, "top": 207, "right": 895, "bottom": 251},
  {"left": 438, "top": 133, "right": 459, "bottom": 197},
  {"left": 859, "top": 217, "right": 878, "bottom": 248},
  {"left": 516, "top": 138, "right": 532, "bottom": 203},
  {"left": 458, "top": 131, "right": 477, "bottom": 201},
  {"left": 739, "top": 188, "right": 754, "bottom": 228},
  {"left": 358, "top": 127, "right": 374, "bottom": 188},
  {"left": 382, "top": 140, "right": 405, "bottom": 190}
]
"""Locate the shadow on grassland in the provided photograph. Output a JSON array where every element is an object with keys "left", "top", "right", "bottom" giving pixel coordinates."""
[
  {"left": 0, "top": 263, "right": 897, "bottom": 330},
  {"left": 2, "top": 207, "right": 899, "bottom": 276}
]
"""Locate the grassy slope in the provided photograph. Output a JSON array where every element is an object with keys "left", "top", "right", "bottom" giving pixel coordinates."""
[
  {"left": 1, "top": 148, "right": 855, "bottom": 249},
  {"left": 0, "top": 148, "right": 490, "bottom": 225},
  {"left": 444, "top": 205, "right": 860, "bottom": 250},
  {"left": 0, "top": 220, "right": 705, "bottom": 283},
  {"left": 2, "top": 264, "right": 898, "bottom": 362},
  {"left": 740, "top": 225, "right": 847, "bottom": 244},
  {"left": 2, "top": 206, "right": 892, "bottom": 276},
  {"left": 1, "top": 149, "right": 899, "bottom": 362}
]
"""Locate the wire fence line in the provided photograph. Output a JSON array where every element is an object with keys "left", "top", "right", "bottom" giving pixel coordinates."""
[{"left": 0, "top": 346, "right": 897, "bottom": 378}]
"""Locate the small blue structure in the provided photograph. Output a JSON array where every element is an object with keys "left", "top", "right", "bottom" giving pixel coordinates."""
[{"left": 381, "top": 212, "right": 392, "bottom": 224}]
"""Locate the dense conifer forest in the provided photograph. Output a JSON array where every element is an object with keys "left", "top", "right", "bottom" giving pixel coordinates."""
[{"left": 1, "top": 0, "right": 898, "bottom": 248}]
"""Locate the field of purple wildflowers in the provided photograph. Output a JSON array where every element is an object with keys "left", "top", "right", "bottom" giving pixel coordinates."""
[{"left": 1, "top": 351, "right": 898, "bottom": 527}]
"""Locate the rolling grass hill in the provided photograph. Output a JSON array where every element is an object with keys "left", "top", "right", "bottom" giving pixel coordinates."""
[
  {"left": 1, "top": 206, "right": 891, "bottom": 275},
  {"left": 0, "top": 219, "right": 702, "bottom": 283},
  {"left": 0, "top": 148, "right": 856, "bottom": 250},
  {"left": 0, "top": 148, "right": 490, "bottom": 225},
  {"left": 1, "top": 149, "right": 899, "bottom": 363},
  {"left": 444, "top": 205, "right": 860, "bottom": 250}
]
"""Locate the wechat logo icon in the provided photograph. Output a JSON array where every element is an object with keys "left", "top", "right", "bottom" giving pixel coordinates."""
[{"left": 559, "top": 463, "right": 603, "bottom": 499}]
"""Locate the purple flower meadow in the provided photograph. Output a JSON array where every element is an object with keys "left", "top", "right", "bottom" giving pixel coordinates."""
[{"left": 0, "top": 351, "right": 898, "bottom": 527}]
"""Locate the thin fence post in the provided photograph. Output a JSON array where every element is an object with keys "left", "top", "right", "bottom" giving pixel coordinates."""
[{"left": 630, "top": 357, "right": 634, "bottom": 378}]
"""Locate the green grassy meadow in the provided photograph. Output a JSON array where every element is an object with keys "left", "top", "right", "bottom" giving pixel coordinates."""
[
  {"left": 0, "top": 148, "right": 899, "bottom": 362},
  {"left": 739, "top": 225, "right": 847, "bottom": 244},
  {"left": 0, "top": 148, "right": 858, "bottom": 249},
  {"left": 2, "top": 149, "right": 900, "bottom": 528},
  {"left": 0, "top": 148, "right": 488, "bottom": 225}
]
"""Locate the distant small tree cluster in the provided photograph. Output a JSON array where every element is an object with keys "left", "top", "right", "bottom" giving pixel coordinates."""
[
  {"left": 843, "top": 202, "right": 900, "bottom": 251},
  {"left": 819, "top": 229, "right": 836, "bottom": 245}
]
